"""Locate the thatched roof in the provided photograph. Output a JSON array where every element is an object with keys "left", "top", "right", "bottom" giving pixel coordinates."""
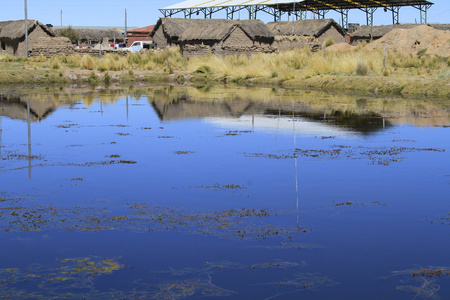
[
  {"left": 351, "top": 23, "right": 450, "bottom": 38},
  {"left": 179, "top": 19, "right": 273, "bottom": 42},
  {"left": 429, "top": 23, "right": 450, "bottom": 31},
  {"left": 266, "top": 19, "right": 345, "bottom": 37},
  {"left": 151, "top": 18, "right": 273, "bottom": 40},
  {"left": 0, "top": 20, "right": 55, "bottom": 39},
  {"left": 351, "top": 24, "right": 421, "bottom": 38},
  {"left": 54, "top": 28, "right": 124, "bottom": 42}
]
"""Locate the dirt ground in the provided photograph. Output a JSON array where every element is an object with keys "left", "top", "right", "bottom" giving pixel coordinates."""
[
  {"left": 328, "top": 25, "right": 449, "bottom": 57},
  {"left": 364, "top": 25, "right": 450, "bottom": 57}
]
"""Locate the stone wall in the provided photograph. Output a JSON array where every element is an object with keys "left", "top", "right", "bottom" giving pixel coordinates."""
[
  {"left": 181, "top": 43, "right": 277, "bottom": 57},
  {"left": 74, "top": 48, "right": 128, "bottom": 56},
  {"left": 273, "top": 36, "right": 317, "bottom": 52},
  {"left": 273, "top": 27, "right": 345, "bottom": 52},
  {"left": 181, "top": 44, "right": 211, "bottom": 57},
  {"left": 28, "top": 37, "right": 74, "bottom": 58}
]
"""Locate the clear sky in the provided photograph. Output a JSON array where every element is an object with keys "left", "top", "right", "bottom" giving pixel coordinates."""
[{"left": 1, "top": 0, "right": 449, "bottom": 28}]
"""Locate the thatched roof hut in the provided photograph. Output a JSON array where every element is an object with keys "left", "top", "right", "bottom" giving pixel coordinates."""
[
  {"left": 54, "top": 27, "right": 124, "bottom": 45},
  {"left": 151, "top": 18, "right": 226, "bottom": 47},
  {"left": 267, "top": 19, "right": 345, "bottom": 51},
  {"left": 179, "top": 20, "right": 274, "bottom": 43},
  {"left": 154, "top": 19, "right": 275, "bottom": 57},
  {"left": 0, "top": 20, "right": 55, "bottom": 40},
  {"left": 0, "top": 20, "right": 73, "bottom": 57},
  {"left": 151, "top": 18, "right": 275, "bottom": 56},
  {"left": 150, "top": 18, "right": 272, "bottom": 45}
]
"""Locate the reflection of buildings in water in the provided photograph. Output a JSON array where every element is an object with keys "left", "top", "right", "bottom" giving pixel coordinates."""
[
  {"left": 150, "top": 95, "right": 390, "bottom": 136},
  {"left": 0, "top": 95, "right": 72, "bottom": 179},
  {"left": 0, "top": 94, "right": 58, "bottom": 122},
  {"left": 149, "top": 86, "right": 450, "bottom": 129}
]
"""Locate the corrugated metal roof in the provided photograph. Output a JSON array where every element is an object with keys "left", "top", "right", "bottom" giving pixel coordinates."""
[
  {"left": 161, "top": 0, "right": 298, "bottom": 10},
  {"left": 161, "top": 0, "right": 433, "bottom": 10}
]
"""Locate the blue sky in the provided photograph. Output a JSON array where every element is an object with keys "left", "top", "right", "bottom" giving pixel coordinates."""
[{"left": 2, "top": 0, "right": 449, "bottom": 28}]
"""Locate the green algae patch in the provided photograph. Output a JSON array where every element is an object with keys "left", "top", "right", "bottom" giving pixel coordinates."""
[{"left": 0, "top": 257, "right": 125, "bottom": 298}]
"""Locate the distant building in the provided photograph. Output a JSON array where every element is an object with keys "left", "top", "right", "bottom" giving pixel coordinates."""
[
  {"left": 53, "top": 27, "right": 125, "bottom": 46},
  {"left": 126, "top": 25, "right": 154, "bottom": 47},
  {"left": 0, "top": 20, "right": 71, "bottom": 57},
  {"left": 266, "top": 19, "right": 346, "bottom": 51}
]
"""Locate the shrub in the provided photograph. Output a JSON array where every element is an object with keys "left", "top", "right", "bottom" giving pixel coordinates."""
[
  {"left": 323, "top": 36, "right": 335, "bottom": 47},
  {"left": 355, "top": 60, "right": 369, "bottom": 76},
  {"left": 104, "top": 72, "right": 110, "bottom": 85},
  {"left": 195, "top": 65, "right": 212, "bottom": 74},
  {"left": 51, "top": 58, "right": 61, "bottom": 69},
  {"left": 58, "top": 26, "right": 80, "bottom": 44},
  {"left": 81, "top": 55, "right": 94, "bottom": 70}
]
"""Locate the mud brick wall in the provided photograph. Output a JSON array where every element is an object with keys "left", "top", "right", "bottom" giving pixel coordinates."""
[
  {"left": 28, "top": 37, "right": 74, "bottom": 58},
  {"left": 181, "top": 44, "right": 277, "bottom": 57},
  {"left": 74, "top": 48, "right": 127, "bottom": 56},
  {"left": 180, "top": 44, "right": 211, "bottom": 57}
]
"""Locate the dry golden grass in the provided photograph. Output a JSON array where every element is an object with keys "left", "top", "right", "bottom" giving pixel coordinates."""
[
  {"left": 1, "top": 45, "right": 448, "bottom": 86},
  {"left": 186, "top": 46, "right": 448, "bottom": 80}
]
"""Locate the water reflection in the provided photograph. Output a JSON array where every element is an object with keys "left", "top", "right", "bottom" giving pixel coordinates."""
[
  {"left": 1, "top": 87, "right": 449, "bottom": 129},
  {"left": 0, "top": 94, "right": 59, "bottom": 122},
  {"left": 0, "top": 85, "right": 449, "bottom": 299}
]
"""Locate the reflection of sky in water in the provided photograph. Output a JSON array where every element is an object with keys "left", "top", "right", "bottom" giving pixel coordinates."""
[{"left": 206, "top": 115, "right": 359, "bottom": 137}]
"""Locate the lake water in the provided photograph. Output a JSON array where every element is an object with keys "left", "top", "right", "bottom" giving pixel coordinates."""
[{"left": 0, "top": 86, "right": 449, "bottom": 299}]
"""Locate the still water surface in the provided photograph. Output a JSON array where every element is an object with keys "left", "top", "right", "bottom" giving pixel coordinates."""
[{"left": 0, "top": 86, "right": 449, "bottom": 299}]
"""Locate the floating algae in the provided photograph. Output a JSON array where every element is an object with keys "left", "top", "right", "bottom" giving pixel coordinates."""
[{"left": 0, "top": 257, "right": 125, "bottom": 299}]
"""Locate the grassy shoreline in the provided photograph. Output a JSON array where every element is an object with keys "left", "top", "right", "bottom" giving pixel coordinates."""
[{"left": 1, "top": 47, "right": 449, "bottom": 98}]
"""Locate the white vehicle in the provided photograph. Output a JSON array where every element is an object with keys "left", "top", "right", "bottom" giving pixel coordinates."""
[{"left": 123, "top": 41, "right": 152, "bottom": 53}]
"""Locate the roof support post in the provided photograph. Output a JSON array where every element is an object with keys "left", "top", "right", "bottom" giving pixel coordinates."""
[
  {"left": 300, "top": 10, "right": 307, "bottom": 20},
  {"left": 413, "top": 4, "right": 432, "bottom": 23},
  {"left": 339, "top": 9, "right": 349, "bottom": 29},
  {"left": 391, "top": 6, "right": 400, "bottom": 24},
  {"left": 247, "top": 5, "right": 257, "bottom": 20},
  {"left": 316, "top": 10, "right": 328, "bottom": 19},
  {"left": 226, "top": 7, "right": 234, "bottom": 20},
  {"left": 364, "top": 7, "right": 377, "bottom": 26},
  {"left": 275, "top": 7, "right": 282, "bottom": 22}
]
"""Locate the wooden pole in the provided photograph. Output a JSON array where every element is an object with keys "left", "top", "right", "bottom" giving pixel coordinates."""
[
  {"left": 125, "top": 9, "right": 128, "bottom": 47},
  {"left": 27, "top": 98, "right": 31, "bottom": 178},
  {"left": 24, "top": 0, "right": 28, "bottom": 57}
]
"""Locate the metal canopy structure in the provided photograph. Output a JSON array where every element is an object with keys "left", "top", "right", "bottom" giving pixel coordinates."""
[{"left": 159, "top": 0, "right": 434, "bottom": 29}]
